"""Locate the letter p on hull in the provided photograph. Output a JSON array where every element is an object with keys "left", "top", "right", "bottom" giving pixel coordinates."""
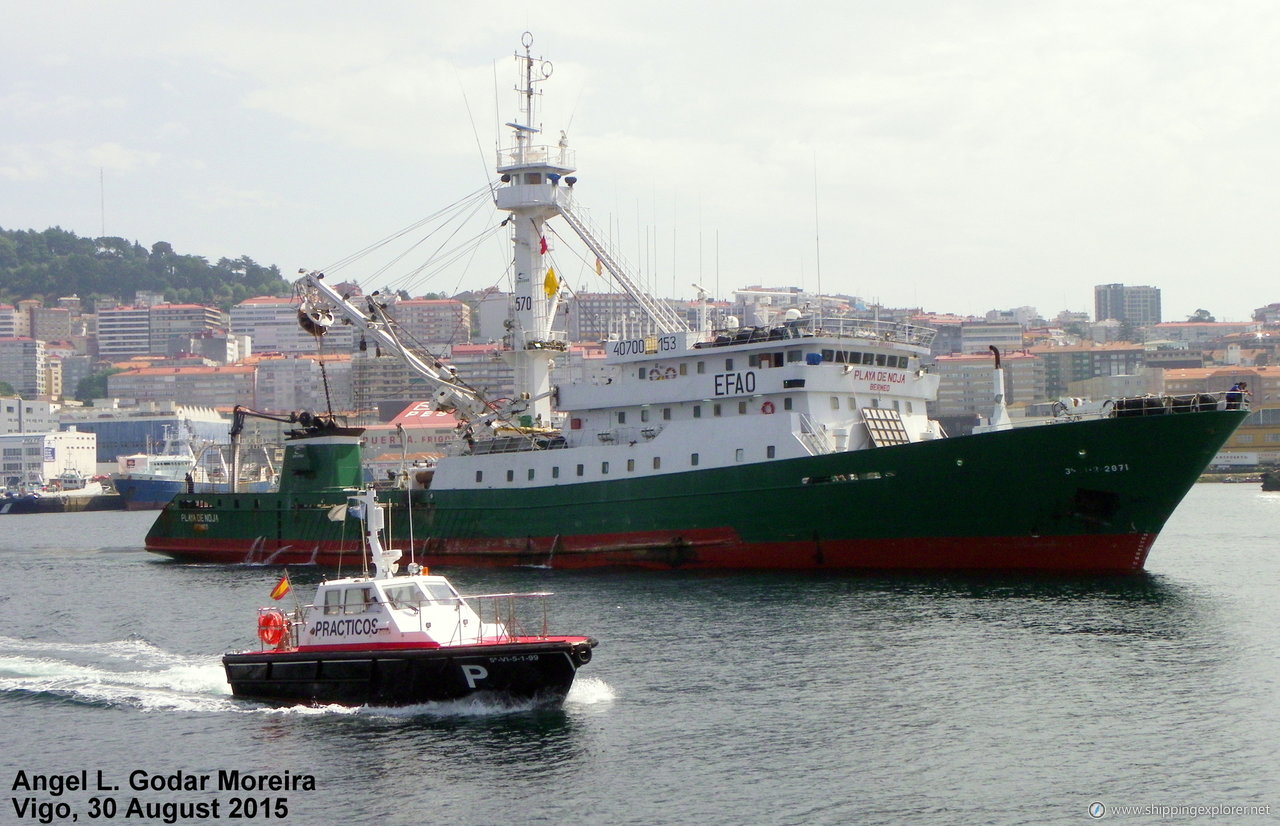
[{"left": 461, "top": 664, "right": 489, "bottom": 688}]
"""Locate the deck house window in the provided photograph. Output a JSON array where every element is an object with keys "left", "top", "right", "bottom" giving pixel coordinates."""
[
  {"left": 576, "top": 464, "right": 584, "bottom": 477},
  {"left": 601, "top": 462, "right": 609, "bottom": 474},
  {"left": 738, "top": 401, "right": 747, "bottom": 414},
  {"left": 735, "top": 448, "right": 744, "bottom": 462},
  {"left": 767, "top": 445, "right": 776, "bottom": 458},
  {"left": 475, "top": 471, "right": 483, "bottom": 483},
  {"left": 552, "top": 466, "right": 560, "bottom": 479},
  {"left": 627, "top": 459, "right": 635, "bottom": 471},
  {"left": 618, "top": 411, "right": 626, "bottom": 424},
  {"left": 725, "top": 358, "right": 734, "bottom": 370},
  {"left": 784, "top": 397, "right": 793, "bottom": 411},
  {"left": 694, "top": 405, "right": 702, "bottom": 418},
  {"left": 528, "top": 468, "right": 536, "bottom": 480},
  {"left": 831, "top": 397, "right": 840, "bottom": 410},
  {"left": 344, "top": 587, "right": 373, "bottom": 615},
  {"left": 653, "top": 457, "right": 661, "bottom": 469},
  {"left": 641, "top": 408, "right": 650, "bottom": 423},
  {"left": 663, "top": 408, "right": 672, "bottom": 420},
  {"left": 690, "top": 453, "right": 700, "bottom": 466},
  {"left": 507, "top": 469, "right": 514, "bottom": 482},
  {"left": 697, "top": 361, "right": 705, "bottom": 374}
]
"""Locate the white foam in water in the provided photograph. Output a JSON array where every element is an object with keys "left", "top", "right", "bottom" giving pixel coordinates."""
[
  {"left": 566, "top": 675, "right": 616, "bottom": 705},
  {"left": 0, "top": 636, "right": 235, "bottom": 713}
]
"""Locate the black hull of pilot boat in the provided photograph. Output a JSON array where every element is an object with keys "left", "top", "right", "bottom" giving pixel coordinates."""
[{"left": 223, "top": 639, "right": 596, "bottom": 707}]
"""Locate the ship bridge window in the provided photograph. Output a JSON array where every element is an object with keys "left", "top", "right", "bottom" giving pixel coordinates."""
[
  {"left": 525, "top": 173, "right": 542, "bottom": 184},
  {"left": 384, "top": 585, "right": 424, "bottom": 612},
  {"left": 787, "top": 350, "right": 802, "bottom": 363},
  {"left": 344, "top": 587, "right": 375, "bottom": 615},
  {"left": 822, "top": 349, "right": 835, "bottom": 362},
  {"left": 422, "top": 581, "right": 461, "bottom": 605},
  {"left": 875, "top": 353, "right": 887, "bottom": 366},
  {"left": 323, "top": 590, "right": 342, "bottom": 616}
]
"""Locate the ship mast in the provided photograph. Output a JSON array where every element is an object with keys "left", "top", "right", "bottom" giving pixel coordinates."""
[{"left": 494, "top": 31, "right": 573, "bottom": 427}]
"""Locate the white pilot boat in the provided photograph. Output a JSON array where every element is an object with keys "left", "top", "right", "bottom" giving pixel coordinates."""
[{"left": 223, "top": 487, "right": 597, "bottom": 707}]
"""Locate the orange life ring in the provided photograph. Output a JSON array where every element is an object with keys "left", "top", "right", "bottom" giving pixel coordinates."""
[
  {"left": 761, "top": 401, "right": 776, "bottom": 414},
  {"left": 257, "top": 610, "right": 286, "bottom": 647}
]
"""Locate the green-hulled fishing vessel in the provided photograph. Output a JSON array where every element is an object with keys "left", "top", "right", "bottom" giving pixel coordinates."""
[{"left": 144, "top": 34, "right": 1246, "bottom": 572}]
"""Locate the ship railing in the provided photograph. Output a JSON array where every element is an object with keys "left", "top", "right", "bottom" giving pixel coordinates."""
[
  {"left": 807, "top": 316, "right": 937, "bottom": 348},
  {"left": 453, "top": 592, "right": 555, "bottom": 644},
  {"left": 496, "top": 143, "right": 576, "bottom": 171},
  {"left": 1041, "top": 391, "right": 1240, "bottom": 424},
  {"left": 797, "top": 414, "right": 834, "bottom": 455}
]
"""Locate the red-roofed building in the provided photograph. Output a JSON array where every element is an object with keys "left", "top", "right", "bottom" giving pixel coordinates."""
[{"left": 107, "top": 364, "right": 257, "bottom": 407}]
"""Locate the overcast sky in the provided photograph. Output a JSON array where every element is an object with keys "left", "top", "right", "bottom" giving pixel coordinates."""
[{"left": 4, "top": 1, "right": 1278, "bottom": 322}]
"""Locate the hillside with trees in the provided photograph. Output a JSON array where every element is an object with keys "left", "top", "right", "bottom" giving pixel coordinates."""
[{"left": 0, "top": 226, "right": 291, "bottom": 311}]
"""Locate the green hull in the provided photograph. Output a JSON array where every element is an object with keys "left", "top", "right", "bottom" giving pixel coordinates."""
[{"left": 146, "top": 409, "right": 1245, "bottom": 571}]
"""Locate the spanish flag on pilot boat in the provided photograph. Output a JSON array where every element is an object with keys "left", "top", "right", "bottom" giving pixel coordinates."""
[{"left": 269, "top": 571, "right": 292, "bottom": 601}]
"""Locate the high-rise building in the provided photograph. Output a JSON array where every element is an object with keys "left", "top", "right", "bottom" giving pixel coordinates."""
[
  {"left": 1094, "top": 283, "right": 1161, "bottom": 326},
  {"left": 230, "top": 296, "right": 354, "bottom": 355},
  {"left": 389, "top": 298, "right": 472, "bottom": 346},
  {"left": 96, "top": 306, "right": 152, "bottom": 359},
  {"left": 0, "top": 337, "right": 47, "bottom": 397},
  {"left": 148, "top": 303, "right": 224, "bottom": 354}
]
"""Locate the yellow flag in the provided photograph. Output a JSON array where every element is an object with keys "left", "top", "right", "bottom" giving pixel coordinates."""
[
  {"left": 544, "top": 268, "right": 558, "bottom": 298},
  {"left": 595, "top": 258, "right": 603, "bottom": 275}
]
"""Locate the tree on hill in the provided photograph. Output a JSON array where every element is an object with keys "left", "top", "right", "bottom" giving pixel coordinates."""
[{"left": 0, "top": 226, "right": 292, "bottom": 311}]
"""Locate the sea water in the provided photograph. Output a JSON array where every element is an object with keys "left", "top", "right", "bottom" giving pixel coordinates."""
[{"left": 1, "top": 484, "right": 1276, "bottom": 825}]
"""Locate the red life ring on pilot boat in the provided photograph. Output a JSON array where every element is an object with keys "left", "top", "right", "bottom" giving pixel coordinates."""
[
  {"left": 761, "top": 401, "right": 776, "bottom": 414},
  {"left": 257, "top": 610, "right": 287, "bottom": 647}
]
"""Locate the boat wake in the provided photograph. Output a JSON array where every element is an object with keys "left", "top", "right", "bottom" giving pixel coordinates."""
[
  {"left": 0, "top": 636, "right": 614, "bottom": 717},
  {"left": 0, "top": 636, "right": 232, "bottom": 713}
]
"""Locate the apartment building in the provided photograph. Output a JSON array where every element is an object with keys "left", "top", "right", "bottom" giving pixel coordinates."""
[
  {"left": 390, "top": 298, "right": 472, "bottom": 346},
  {"left": 0, "top": 337, "right": 47, "bottom": 398},
  {"left": 1026, "top": 343, "right": 1146, "bottom": 398},
  {"left": 1094, "top": 283, "right": 1161, "bottom": 326},
  {"left": 96, "top": 306, "right": 152, "bottom": 358},
  {"left": 230, "top": 296, "right": 354, "bottom": 355},
  {"left": 930, "top": 351, "right": 1045, "bottom": 418},
  {"left": 107, "top": 364, "right": 257, "bottom": 407},
  {"left": 149, "top": 303, "right": 224, "bottom": 354}
]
